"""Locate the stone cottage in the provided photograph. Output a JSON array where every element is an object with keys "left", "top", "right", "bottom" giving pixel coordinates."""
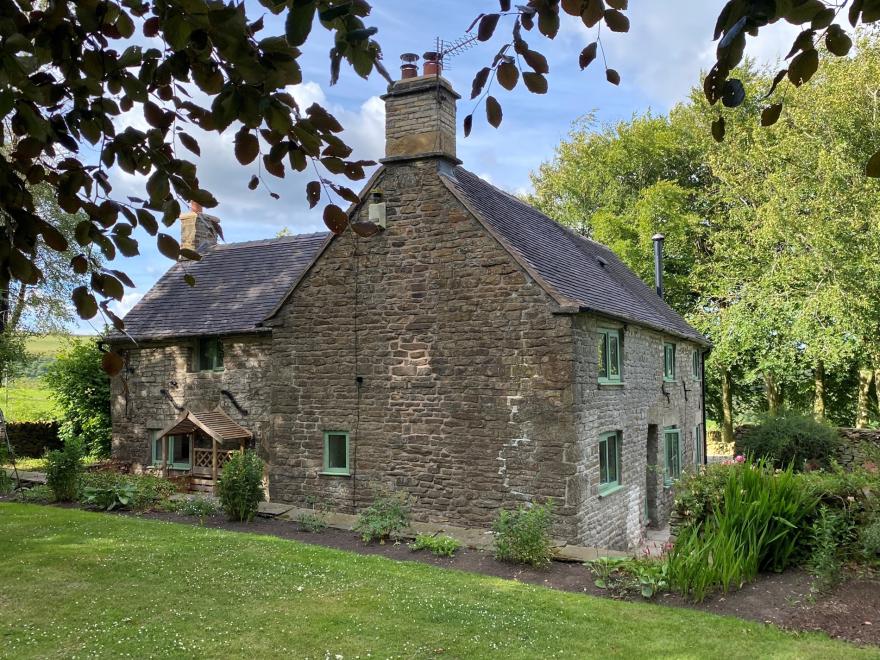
[{"left": 109, "top": 68, "right": 708, "bottom": 549}]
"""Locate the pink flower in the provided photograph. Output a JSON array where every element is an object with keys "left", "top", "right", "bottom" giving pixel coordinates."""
[{"left": 735, "top": 455, "right": 745, "bottom": 463}]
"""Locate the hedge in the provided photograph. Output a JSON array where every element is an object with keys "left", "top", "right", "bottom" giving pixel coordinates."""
[{"left": 5, "top": 422, "right": 61, "bottom": 458}]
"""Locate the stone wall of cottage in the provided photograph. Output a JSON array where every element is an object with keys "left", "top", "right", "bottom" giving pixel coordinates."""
[
  {"left": 571, "top": 315, "right": 705, "bottom": 549},
  {"left": 110, "top": 334, "right": 272, "bottom": 470},
  {"left": 266, "top": 158, "right": 584, "bottom": 539}
]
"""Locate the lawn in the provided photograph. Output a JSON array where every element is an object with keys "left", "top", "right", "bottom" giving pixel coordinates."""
[
  {"left": 0, "top": 377, "right": 58, "bottom": 422},
  {"left": 0, "top": 505, "right": 873, "bottom": 659}
]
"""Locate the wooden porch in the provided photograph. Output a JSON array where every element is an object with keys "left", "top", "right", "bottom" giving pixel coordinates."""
[{"left": 155, "top": 407, "right": 252, "bottom": 493}]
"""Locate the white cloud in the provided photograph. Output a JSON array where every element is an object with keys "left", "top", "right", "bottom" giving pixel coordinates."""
[{"left": 111, "top": 291, "right": 144, "bottom": 319}]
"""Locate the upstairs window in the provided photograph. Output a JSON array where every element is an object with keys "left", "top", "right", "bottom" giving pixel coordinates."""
[
  {"left": 663, "top": 342, "right": 676, "bottom": 381},
  {"left": 197, "top": 337, "right": 224, "bottom": 371},
  {"left": 598, "top": 328, "right": 622, "bottom": 384},
  {"left": 599, "top": 431, "right": 622, "bottom": 495},
  {"left": 664, "top": 426, "right": 681, "bottom": 485},
  {"left": 322, "top": 431, "right": 350, "bottom": 476},
  {"left": 692, "top": 349, "right": 702, "bottom": 381}
]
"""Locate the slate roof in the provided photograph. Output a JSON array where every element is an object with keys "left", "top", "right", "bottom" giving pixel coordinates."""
[
  {"left": 441, "top": 166, "right": 708, "bottom": 344},
  {"left": 111, "top": 232, "right": 329, "bottom": 341}
]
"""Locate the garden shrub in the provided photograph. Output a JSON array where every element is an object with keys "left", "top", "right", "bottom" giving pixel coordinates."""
[
  {"left": 354, "top": 489, "right": 411, "bottom": 543},
  {"left": 45, "top": 439, "right": 83, "bottom": 501},
  {"left": 668, "top": 460, "right": 817, "bottom": 602},
  {"left": 298, "top": 511, "right": 328, "bottom": 533},
  {"left": 217, "top": 450, "right": 265, "bottom": 522},
  {"left": 738, "top": 412, "right": 838, "bottom": 471},
  {"left": 79, "top": 471, "right": 176, "bottom": 510},
  {"left": 81, "top": 483, "right": 136, "bottom": 511},
  {"left": 6, "top": 421, "right": 61, "bottom": 458},
  {"left": 163, "top": 496, "right": 220, "bottom": 518},
  {"left": 807, "top": 505, "right": 853, "bottom": 591},
  {"left": 44, "top": 341, "right": 111, "bottom": 457},
  {"left": 409, "top": 533, "right": 462, "bottom": 557},
  {"left": 860, "top": 515, "right": 880, "bottom": 558},
  {"left": 492, "top": 500, "right": 555, "bottom": 567},
  {"left": 0, "top": 468, "right": 13, "bottom": 495},
  {"left": 18, "top": 484, "right": 53, "bottom": 504},
  {"left": 587, "top": 556, "right": 669, "bottom": 599},
  {"left": 673, "top": 462, "right": 738, "bottom": 528}
]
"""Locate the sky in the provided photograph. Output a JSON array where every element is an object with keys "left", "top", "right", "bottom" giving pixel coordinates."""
[{"left": 75, "top": 1, "right": 799, "bottom": 333}]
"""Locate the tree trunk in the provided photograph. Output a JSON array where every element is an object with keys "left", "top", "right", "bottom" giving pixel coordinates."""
[
  {"left": 721, "top": 368, "right": 735, "bottom": 446},
  {"left": 813, "top": 360, "right": 826, "bottom": 421},
  {"left": 856, "top": 368, "right": 873, "bottom": 429},
  {"left": 764, "top": 372, "right": 782, "bottom": 415}
]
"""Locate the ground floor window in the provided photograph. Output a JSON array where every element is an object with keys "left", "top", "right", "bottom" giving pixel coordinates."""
[
  {"left": 152, "top": 434, "right": 192, "bottom": 470},
  {"left": 322, "top": 431, "right": 350, "bottom": 475},
  {"left": 664, "top": 426, "right": 681, "bottom": 485},
  {"left": 599, "top": 431, "right": 621, "bottom": 494},
  {"left": 693, "top": 423, "right": 704, "bottom": 466}
]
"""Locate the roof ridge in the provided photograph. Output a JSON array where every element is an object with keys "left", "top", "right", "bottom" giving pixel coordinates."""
[{"left": 214, "top": 231, "right": 330, "bottom": 250}]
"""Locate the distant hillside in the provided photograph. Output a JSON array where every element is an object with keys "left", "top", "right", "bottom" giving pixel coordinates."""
[{"left": 2, "top": 334, "right": 96, "bottom": 422}]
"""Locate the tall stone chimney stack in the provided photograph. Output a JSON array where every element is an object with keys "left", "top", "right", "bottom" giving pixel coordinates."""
[
  {"left": 179, "top": 201, "right": 219, "bottom": 255},
  {"left": 381, "top": 58, "right": 461, "bottom": 164}
]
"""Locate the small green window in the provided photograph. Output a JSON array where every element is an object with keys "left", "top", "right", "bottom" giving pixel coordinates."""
[
  {"left": 663, "top": 342, "right": 676, "bottom": 381},
  {"left": 152, "top": 434, "right": 192, "bottom": 470},
  {"left": 692, "top": 350, "right": 702, "bottom": 381},
  {"left": 151, "top": 431, "right": 162, "bottom": 466},
  {"left": 598, "top": 328, "right": 622, "bottom": 383},
  {"left": 197, "top": 337, "right": 224, "bottom": 371},
  {"left": 322, "top": 431, "right": 350, "bottom": 475},
  {"left": 664, "top": 427, "right": 681, "bottom": 485},
  {"left": 599, "top": 431, "right": 622, "bottom": 494},
  {"left": 693, "top": 423, "right": 704, "bottom": 466}
]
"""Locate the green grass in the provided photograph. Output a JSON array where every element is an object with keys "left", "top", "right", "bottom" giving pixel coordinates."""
[
  {"left": 0, "top": 377, "right": 58, "bottom": 422},
  {"left": 0, "top": 504, "right": 873, "bottom": 659}
]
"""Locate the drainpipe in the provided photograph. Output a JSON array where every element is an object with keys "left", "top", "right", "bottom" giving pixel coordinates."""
[
  {"left": 652, "top": 234, "right": 665, "bottom": 299},
  {"left": 701, "top": 347, "right": 710, "bottom": 465}
]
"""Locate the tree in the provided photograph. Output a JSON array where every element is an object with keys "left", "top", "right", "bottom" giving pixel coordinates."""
[
  {"left": 44, "top": 339, "right": 111, "bottom": 456},
  {"left": 530, "top": 34, "right": 880, "bottom": 431},
  {"left": 3, "top": 0, "right": 880, "bottom": 374}
]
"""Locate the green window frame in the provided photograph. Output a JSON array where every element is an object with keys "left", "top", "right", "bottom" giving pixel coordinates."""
[
  {"left": 693, "top": 423, "right": 704, "bottom": 466},
  {"left": 692, "top": 349, "right": 702, "bottom": 381},
  {"left": 322, "top": 431, "right": 350, "bottom": 476},
  {"left": 598, "top": 328, "right": 622, "bottom": 384},
  {"left": 197, "top": 337, "right": 224, "bottom": 371},
  {"left": 663, "top": 342, "right": 676, "bottom": 381},
  {"left": 151, "top": 431, "right": 162, "bottom": 466},
  {"left": 599, "top": 431, "right": 622, "bottom": 495},
  {"left": 664, "top": 427, "right": 681, "bottom": 486},
  {"left": 152, "top": 434, "right": 192, "bottom": 470}
]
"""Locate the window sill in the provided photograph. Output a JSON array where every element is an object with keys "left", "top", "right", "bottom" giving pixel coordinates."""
[
  {"left": 319, "top": 471, "right": 351, "bottom": 477},
  {"left": 663, "top": 378, "right": 677, "bottom": 384},
  {"left": 598, "top": 380, "right": 625, "bottom": 388},
  {"left": 598, "top": 484, "right": 624, "bottom": 498}
]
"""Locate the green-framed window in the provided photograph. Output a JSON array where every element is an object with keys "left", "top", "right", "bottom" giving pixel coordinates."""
[
  {"left": 663, "top": 342, "right": 676, "bottom": 381},
  {"left": 151, "top": 431, "right": 162, "bottom": 465},
  {"left": 599, "top": 431, "right": 622, "bottom": 494},
  {"left": 152, "top": 434, "right": 192, "bottom": 470},
  {"left": 598, "top": 328, "right": 622, "bottom": 383},
  {"left": 664, "top": 426, "right": 681, "bottom": 485},
  {"left": 693, "top": 423, "right": 704, "bottom": 466},
  {"left": 322, "top": 431, "right": 350, "bottom": 475},
  {"left": 692, "top": 349, "right": 702, "bottom": 381},
  {"left": 197, "top": 337, "right": 224, "bottom": 371}
]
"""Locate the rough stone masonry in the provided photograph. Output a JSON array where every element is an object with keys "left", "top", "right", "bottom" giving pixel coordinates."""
[{"left": 110, "top": 73, "right": 706, "bottom": 550}]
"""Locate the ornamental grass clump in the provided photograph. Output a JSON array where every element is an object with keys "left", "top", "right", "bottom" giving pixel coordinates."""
[
  {"left": 493, "top": 500, "right": 555, "bottom": 567},
  {"left": 217, "top": 450, "right": 265, "bottom": 522},
  {"left": 668, "top": 459, "right": 817, "bottom": 602}
]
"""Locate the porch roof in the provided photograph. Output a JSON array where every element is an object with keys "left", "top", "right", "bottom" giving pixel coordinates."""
[{"left": 159, "top": 407, "right": 252, "bottom": 444}]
